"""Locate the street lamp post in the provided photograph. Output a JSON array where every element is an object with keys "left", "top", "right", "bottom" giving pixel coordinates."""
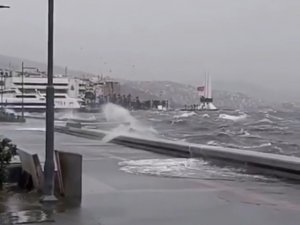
[
  {"left": 1, "top": 5, "right": 9, "bottom": 109},
  {"left": 42, "top": 0, "right": 56, "bottom": 202},
  {"left": 21, "top": 62, "right": 24, "bottom": 119},
  {"left": 2, "top": 0, "right": 56, "bottom": 201},
  {"left": 0, "top": 72, "right": 3, "bottom": 110}
]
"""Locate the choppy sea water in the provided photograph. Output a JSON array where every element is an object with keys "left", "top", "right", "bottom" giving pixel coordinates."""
[
  {"left": 47, "top": 107, "right": 300, "bottom": 157},
  {"left": 130, "top": 109, "right": 300, "bottom": 157},
  {"left": 9, "top": 106, "right": 300, "bottom": 182},
  {"left": 105, "top": 107, "right": 300, "bottom": 181},
  {"left": 20, "top": 106, "right": 300, "bottom": 157}
]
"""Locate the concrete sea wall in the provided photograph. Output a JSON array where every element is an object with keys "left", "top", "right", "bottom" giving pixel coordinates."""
[{"left": 55, "top": 125, "right": 300, "bottom": 180}]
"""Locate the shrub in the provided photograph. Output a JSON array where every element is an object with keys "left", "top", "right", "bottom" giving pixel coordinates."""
[{"left": 0, "top": 138, "right": 17, "bottom": 190}]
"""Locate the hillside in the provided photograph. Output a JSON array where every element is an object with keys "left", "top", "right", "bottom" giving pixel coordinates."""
[
  {"left": 120, "top": 80, "right": 266, "bottom": 110},
  {"left": 0, "top": 54, "right": 89, "bottom": 77},
  {"left": 0, "top": 54, "right": 268, "bottom": 110}
]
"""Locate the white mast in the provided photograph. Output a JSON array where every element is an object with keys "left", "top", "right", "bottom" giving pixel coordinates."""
[
  {"left": 198, "top": 72, "right": 217, "bottom": 110},
  {"left": 204, "top": 72, "right": 208, "bottom": 98},
  {"left": 207, "top": 73, "right": 217, "bottom": 110},
  {"left": 207, "top": 72, "right": 212, "bottom": 99}
]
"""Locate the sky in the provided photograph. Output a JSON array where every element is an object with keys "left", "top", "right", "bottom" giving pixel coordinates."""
[{"left": 1, "top": 0, "right": 300, "bottom": 95}]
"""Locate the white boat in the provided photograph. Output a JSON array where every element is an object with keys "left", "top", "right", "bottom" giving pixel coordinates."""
[
  {"left": 0, "top": 88, "right": 80, "bottom": 111},
  {"left": 0, "top": 69, "right": 81, "bottom": 112},
  {"left": 157, "top": 104, "right": 168, "bottom": 111}
]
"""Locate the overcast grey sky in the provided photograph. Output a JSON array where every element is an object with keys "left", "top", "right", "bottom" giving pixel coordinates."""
[{"left": 1, "top": 0, "right": 300, "bottom": 93}]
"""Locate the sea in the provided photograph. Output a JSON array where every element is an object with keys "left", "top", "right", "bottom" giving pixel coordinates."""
[
  {"left": 90, "top": 105, "right": 300, "bottom": 180},
  {"left": 13, "top": 103, "right": 300, "bottom": 158},
  {"left": 50, "top": 104, "right": 300, "bottom": 157},
  {"left": 7, "top": 104, "right": 300, "bottom": 181},
  {"left": 141, "top": 109, "right": 300, "bottom": 157}
]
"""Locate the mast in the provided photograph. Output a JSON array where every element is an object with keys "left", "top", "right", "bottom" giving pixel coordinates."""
[
  {"left": 204, "top": 72, "right": 207, "bottom": 98},
  {"left": 207, "top": 72, "right": 212, "bottom": 99},
  {"left": 1, "top": 71, "right": 3, "bottom": 110},
  {"left": 64, "top": 66, "right": 68, "bottom": 76}
]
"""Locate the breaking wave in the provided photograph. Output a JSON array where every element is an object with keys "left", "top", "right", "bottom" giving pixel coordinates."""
[
  {"left": 206, "top": 141, "right": 272, "bottom": 150},
  {"left": 173, "top": 111, "right": 196, "bottom": 119},
  {"left": 15, "top": 127, "right": 46, "bottom": 132},
  {"left": 146, "top": 108, "right": 300, "bottom": 156},
  {"left": 102, "top": 103, "right": 158, "bottom": 142},
  {"left": 219, "top": 113, "right": 247, "bottom": 121},
  {"left": 202, "top": 114, "right": 210, "bottom": 118},
  {"left": 56, "top": 111, "right": 96, "bottom": 122}
]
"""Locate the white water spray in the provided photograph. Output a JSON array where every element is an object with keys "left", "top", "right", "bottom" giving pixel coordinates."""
[
  {"left": 219, "top": 113, "right": 247, "bottom": 121},
  {"left": 4, "top": 108, "right": 16, "bottom": 115},
  {"left": 103, "top": 103, "right": 135, "bottom": 124},
  {"left": 57, "top": 110, "right": 96, "bottom": 121},
  {"left": 102, "top": 103, "right": 158, "bottom": 142},
  {"left": 173, "top": 111, "right": 196, "bottom": 119}
]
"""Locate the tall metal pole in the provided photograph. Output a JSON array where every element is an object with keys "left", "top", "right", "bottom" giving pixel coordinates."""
[
  {"left": 1, "top": 6, "right": 10, "bottom": 110},
  {"left": 43, "top": 0, "right": 56, "bottom": 201},
  {"left": 1, "top": 71, "right": 3, "bottom": 109},
  {"left": 21, "top": 62, "right": 24, "bottom": 119}
]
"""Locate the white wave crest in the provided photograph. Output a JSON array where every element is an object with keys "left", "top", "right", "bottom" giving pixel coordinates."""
[
  {"left": 202, "top": 114, "right": 210, "bottom": 118},
  {"left": 239, "top": 130, "right": 251, "bottom": 137},
  {"left": 244, "top": 142, "right": 272, "bottom": 149},
  {"left": 256, "top": 118, "right": 274, "bottom": 124},
  {"left": 4, "top": 108, "right": 16, "bottom": 115},
  {"left": 206, "top": 140, "right": 219, "bottom": 146},
  {"left": 148, "top": 118, "right": 162, "bottom": 122},
  {"left": 221, "top": 142, "right": 271, "bottom": 149},
  {"left": 265, "top": 113, "right": 283, "bottom": 121},
  {"left": 57, "top": 111, "right": 96, "bottom": 121},
  {"left": 219, "top": 113, "right": 247, "bottom": 121},
  {"left": 15, "top": 127, "right": 45, "bottom": 132},
  {"left": 173, "top": 112, "right": 196, "bottom": 119}
]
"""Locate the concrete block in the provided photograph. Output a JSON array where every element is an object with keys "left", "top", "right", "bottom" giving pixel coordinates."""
[
  {"left": 17, "top": 149, "right": 44, "bottom": 191},
  {"left": 55, "top": 150, "right": 82, "bottom": 205}
]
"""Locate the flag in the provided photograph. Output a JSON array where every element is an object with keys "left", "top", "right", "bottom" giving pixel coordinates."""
[
  {"left": 197, "top": 86, "right": 205, "bottom": 92},
  {"left": 197, "top": 86, "right": 205, "bottom": 96}
]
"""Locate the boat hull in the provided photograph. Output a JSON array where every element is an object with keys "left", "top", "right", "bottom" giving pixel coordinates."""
[{"left": 0, "top": 103, "right": 80, "bottom": 113}]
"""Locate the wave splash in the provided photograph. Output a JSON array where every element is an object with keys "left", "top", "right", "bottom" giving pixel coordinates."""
[
  {"left": 173, "top": 111, "right": 196, "bottom": 119},
  {"left": 219, "top": 113, "right": 247, "bottom": 121},
  {"left": 56, "top": 111, "right": 96, "bottom": 121},
  {"left": 102, "top": 103, "right": 157, "bottom": 142},
  {"left": 119, "top": 158, "right": 274, "bottom": 181}
]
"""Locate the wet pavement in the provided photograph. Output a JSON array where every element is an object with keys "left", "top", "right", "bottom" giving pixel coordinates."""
[{"left": 1, "top": 119, "right": 300, "bottom": 224}]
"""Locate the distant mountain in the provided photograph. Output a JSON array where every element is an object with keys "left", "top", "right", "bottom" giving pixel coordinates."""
[
  {"left": 120, "top": 80, "right": 267, "bottom": 110},
  {"left": 0, "top": 54, "right": 272, "bottom": 110},
  {"left": 0, "top": 54, "right": 90, "bottom": 77},
  {"left": 213, "top": 80, "right": 297, "bottom": 103}
]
